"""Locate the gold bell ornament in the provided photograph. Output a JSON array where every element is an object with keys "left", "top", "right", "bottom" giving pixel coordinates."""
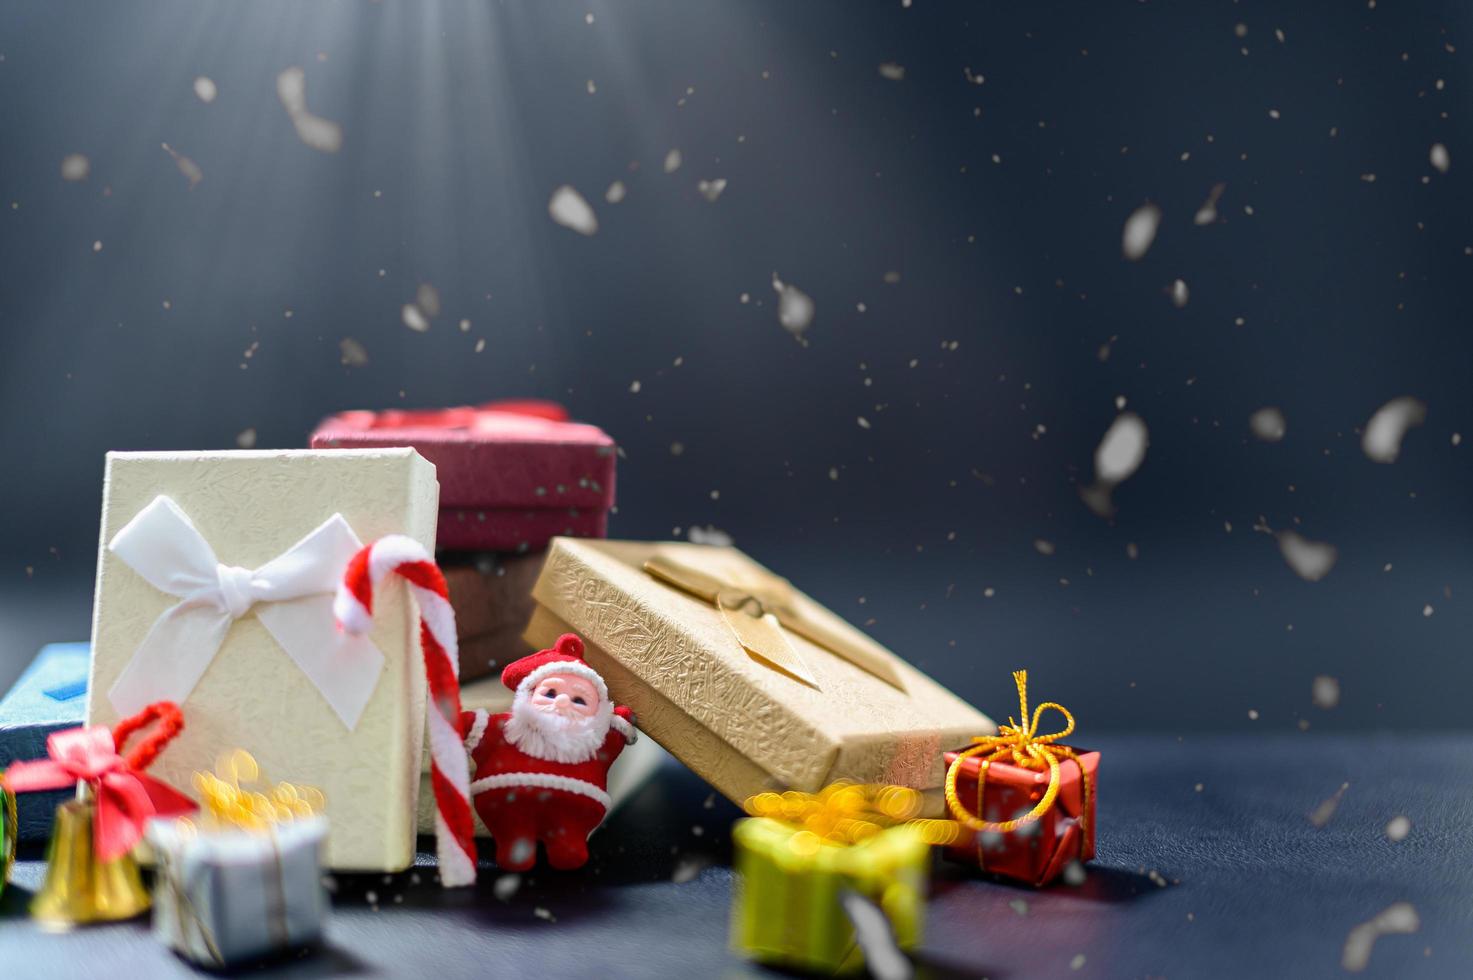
[
  {"left": 29, "top": 797, "right": 151, "bottom": 929},
  {"left": 3, "top": 700, "right": 195, "bottom": 929}
]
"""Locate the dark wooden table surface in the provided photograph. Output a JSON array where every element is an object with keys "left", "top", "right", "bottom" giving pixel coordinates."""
[{"left": 3, "top": 733, "right": 1467, "bottom": 979}]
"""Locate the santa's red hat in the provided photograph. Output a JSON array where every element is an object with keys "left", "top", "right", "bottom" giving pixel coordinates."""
[{"left": 501, "top": 633, "right": 609, "bottom": 702}]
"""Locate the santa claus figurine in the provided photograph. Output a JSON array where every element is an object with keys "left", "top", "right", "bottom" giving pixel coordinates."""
[{"left": 462, "top": 633, "right": 637, "bottom": 871}]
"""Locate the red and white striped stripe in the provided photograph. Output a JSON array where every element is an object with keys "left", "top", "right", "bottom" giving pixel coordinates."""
[{"left": 334, "top": 536, "right": 476, "bottom": 888}]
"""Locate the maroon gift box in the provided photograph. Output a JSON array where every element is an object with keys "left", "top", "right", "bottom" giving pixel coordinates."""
[
  {"left": 942, "top": 747, "right": 1099, "bottom": 886},
  {"left": 310, "top": 400, "right": 616, "bottom": 552}
]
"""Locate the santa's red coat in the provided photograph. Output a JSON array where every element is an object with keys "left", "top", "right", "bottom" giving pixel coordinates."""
[
  {"left": 462, "top": 706, "right": 635, "bottom": 871},
  {"left": 464, "top": 706, "right": 634, "bottom": 808}
]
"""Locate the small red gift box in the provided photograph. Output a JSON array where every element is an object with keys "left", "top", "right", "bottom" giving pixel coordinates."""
[
  {"left": 310, "top": 400, "right": 616, "bottom": 552},
  {"left": 942, "top": 744, "right": 1098, "bottom": 886},
  {"left": 941, "top": 670, "right": 1098, "bottom": 887}
]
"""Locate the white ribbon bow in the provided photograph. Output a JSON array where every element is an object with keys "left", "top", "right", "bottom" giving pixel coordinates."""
[{"left": 107, "top": 495, "right": 383, "bottom": 729}]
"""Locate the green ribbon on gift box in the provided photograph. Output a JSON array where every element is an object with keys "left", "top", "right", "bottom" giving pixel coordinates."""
[{"left": 1, "top": 778, "right": 16, "bottom": 898}]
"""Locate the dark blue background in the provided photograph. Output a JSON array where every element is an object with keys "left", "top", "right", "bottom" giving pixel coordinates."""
[{"left": 0, "top": 1, "right": 1468, "bottom": 732}]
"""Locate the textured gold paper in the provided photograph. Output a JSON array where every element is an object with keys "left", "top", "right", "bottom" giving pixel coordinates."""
[
  {"left": 526, "top": 539, "right": 994, "bottom": 816},
  {"left": 87, "top": 450, "right": 438, "bottom": 872}
]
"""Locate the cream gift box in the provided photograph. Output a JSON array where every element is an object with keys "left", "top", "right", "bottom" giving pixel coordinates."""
[
  {"left": 524, "top": 538, "right": 995, "bottom": 816},
  {"left": 86, "top": 450, "right": 438, "bottom": 872},
  {"left": 415, "top": 673, "right": 669, "bottom": 837}
]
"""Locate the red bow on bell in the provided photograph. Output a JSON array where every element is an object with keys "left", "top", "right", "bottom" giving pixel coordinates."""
[{"left": 4, "top": 701, "right": 196, "bottom": 861}]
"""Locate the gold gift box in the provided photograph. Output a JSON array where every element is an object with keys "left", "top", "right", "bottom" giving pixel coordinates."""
[{"left": 524, "top": 538, "right": 994, "bottom": 815}]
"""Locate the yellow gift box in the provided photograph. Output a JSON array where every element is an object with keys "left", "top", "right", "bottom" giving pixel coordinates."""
[
  {"left": 731, "top": 784, "right": 932, "bottom": 973},
  {"left": 525, "top": 538, "right": 994, "bottom": 814}
]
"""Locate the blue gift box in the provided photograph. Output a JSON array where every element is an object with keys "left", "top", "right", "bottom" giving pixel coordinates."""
[{"left": 0, "top": 642, "right": 90, "bottom": 840}]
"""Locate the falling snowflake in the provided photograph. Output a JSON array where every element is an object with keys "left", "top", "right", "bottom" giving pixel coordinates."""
[
  {"left": 1362, "top": 396, "right": 1426, "bottom": 463},
  {"left": 160, "top": 143, "right": 203, "bottom": 188},
  {"left": 1249, "top": 407, "right": 1287, "bottom": 442},
  {"left": 401, "top": 304, "right": 430, "bottom": 332},
  {"left": 235, "top": 428, "right": 258, "bottom": 449},
  {"left": 1279, "top": 531, "right": 1338, "bottom": 582},
  {"left": 878, "top": 62, "right": 906, "bottom": 81},
  {"left": 663, "top": 148, "right": 683, "bottom": 174},
  {"left": 339, "top": 338, "right": 369, "bottom": 367},
  {"left": 1385, "top": 816, "right": 1411, "bottom": 842},
  {"left": 688, "top": 525, "right": 733, "bottom": 546},
  {"left": 1095, "top": 413, "right": 1149, "bottom": 483},
  {"left": 1309, "top": 781, "right": 1350, "bottom": 827},
  {"left": 193, "top": 76, "right": 218, "bottom": 103},
  {"left": 276, "top": 67, "right": 343, "bottom": 153},
  {"left": 548, "top": 185, "right": 598, "bottom": 235},
  {"left": 605, "top": 181, "right": 626, "bottom": 204},
  {"left": 1193, "top": 182, "right": 1226, "bottom": 225},
  {"left": 1122, "top": 203, "right": 1161, "bottom": 260},
  {"left": 1341, "top": 903, "right": 1419, "bottom": 972},
  {"left": 1169, "top": 278, "right": 1189, "bottom": 308},
  {"left": 416, "top": 283, "right": 441, "bottom": 317},
  {"left": 697, "top": 178, "right": 727, "bottom": 202},
  {"left": 1311, "top": 675, "right": 1340, "bottom": 709},
  {"left": 671, "top": 858, "right": 705, "bottom": 884},
  {"left": 60, "top": 154, "right": 90, "bottom": 181},
  {"left": 1082, "top": 412, "right": 1149, "bottom": 516},
  {"left": 771, "top": 272, "right": 815, "bottom": 336},
  {"left": 1430, "top": 143, "right": 1450, "bottom": 174},
  {"left": 838, "top": 892, "right": 909, "bottom": 980}
]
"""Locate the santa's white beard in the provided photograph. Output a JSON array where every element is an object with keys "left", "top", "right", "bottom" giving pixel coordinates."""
[{"left": 503, "top": 689, "right": 612, "bottom": 764}]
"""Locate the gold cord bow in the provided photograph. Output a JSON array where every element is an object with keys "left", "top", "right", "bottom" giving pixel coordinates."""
[{"left": 943, "top": 670, "right": 1087, "bottom": 834}]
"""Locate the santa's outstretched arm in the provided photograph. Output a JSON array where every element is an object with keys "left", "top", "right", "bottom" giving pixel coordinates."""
[
  {"left": 461, "top": 708, "right": 504, "bottom": 756},
  {"left": 597, "top": 705, "right": 636, "bottom": 764},
  {"left": 611, "top": 705, "right": 637, "bottom": 743}
]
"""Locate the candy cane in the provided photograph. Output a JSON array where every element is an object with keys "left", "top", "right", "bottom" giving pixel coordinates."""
[{"left": 334, "top": 536, "right": 476, "bottom": 887}]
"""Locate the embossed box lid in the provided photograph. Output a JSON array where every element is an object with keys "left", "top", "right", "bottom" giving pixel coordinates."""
[{"left": 525, "top": 538, "right": 994, "bottom": 813}]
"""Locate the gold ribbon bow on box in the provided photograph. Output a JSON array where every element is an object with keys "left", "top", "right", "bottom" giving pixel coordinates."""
[
  {"left": 942, "top": 670, "right": 1090, "bottom": 835},
  {"left": 644, "top": 552, "right": 905, "bottom": 692}
]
